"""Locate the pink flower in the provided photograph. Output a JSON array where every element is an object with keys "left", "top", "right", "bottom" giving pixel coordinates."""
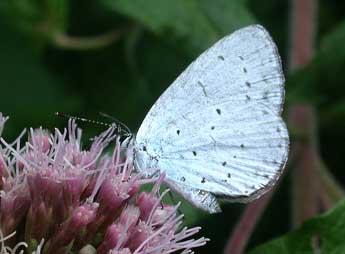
[{"left": 0, "top": 114, "right": 208, "bottom": 253}]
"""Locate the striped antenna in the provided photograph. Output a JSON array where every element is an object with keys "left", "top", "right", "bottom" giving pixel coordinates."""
[
  {"left": 55, "top": 112, "right": 132, "bottom": 137},
  {"left": 99, "top": 112, "right": 132, "bottom": 136}
]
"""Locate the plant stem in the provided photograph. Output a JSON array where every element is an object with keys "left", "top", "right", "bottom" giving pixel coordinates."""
[
  {"left": 289, "top": 0, "right": 318, "bottom": 227},
  {"left": 289, "top": 105, "right": 320, "bottom": 227},
  {"left": 223, "top": 192, "right": 273, "bottom": 254},
  {"left": 52, "top": 30, "right": 124, "bottom": 50},
  {"left": 289, "top": 0, "right": 317, "bottom": 69}
]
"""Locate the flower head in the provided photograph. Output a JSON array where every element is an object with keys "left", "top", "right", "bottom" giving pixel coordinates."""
[{"left": 0, "top": 114, "right": 208, "bottom": 253}]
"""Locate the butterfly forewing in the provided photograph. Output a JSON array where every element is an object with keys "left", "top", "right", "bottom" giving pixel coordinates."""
[{"left": 135, "top": 25, "right": 289, "bottom": 213}]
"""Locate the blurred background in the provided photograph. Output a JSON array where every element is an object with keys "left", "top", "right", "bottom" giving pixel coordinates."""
[{"left": 0, "top": 0, "right": 345, "bottom": 253}]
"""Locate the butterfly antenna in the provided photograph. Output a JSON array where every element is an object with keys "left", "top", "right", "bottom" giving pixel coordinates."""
[
  {"left": 55, "top": 112, "right": 133, "bottom": 138},
  {"left": 55, "top": 112, "right": 114, "bottom": 127},
  {"left": 99, "top": 112, "right": 132, "bottom": 137}
]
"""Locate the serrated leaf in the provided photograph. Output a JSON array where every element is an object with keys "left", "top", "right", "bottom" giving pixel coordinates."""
[
  {"left": 102, "top": 0, "right": 255, "bottom": 55},
  {"left": 249, "top": 200, "right": 345, "bottom": 254}
]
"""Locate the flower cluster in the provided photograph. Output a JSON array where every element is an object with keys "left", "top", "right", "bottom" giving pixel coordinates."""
[{"left": 0, "top": 113, "right": 207, "bottom": 254}]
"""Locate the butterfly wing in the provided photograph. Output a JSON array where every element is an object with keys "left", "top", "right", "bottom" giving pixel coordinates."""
[
  {"left": 135, "top": 25, "right": 289, "bottom": 212},
  {"left": 166, "top": 181, "right": 221, "bottom": 213}
]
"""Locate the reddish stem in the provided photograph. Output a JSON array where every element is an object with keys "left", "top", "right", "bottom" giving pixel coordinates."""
[
  {"left": 289, "top": 0, "right": 317, "bottom": 69},
  {"left": 289, "top": 105, "right": 320, "bottom": 226},
  {"left": 223, "top": 192, "right": 273, "bottom": 254},
  {"left": 289, "top": 0, "right": 318, "bottom": 227}
]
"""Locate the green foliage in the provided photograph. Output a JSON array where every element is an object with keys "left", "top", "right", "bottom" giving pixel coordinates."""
[
  {"left": 288, "top": 21, "right": 345, "bottom": 109},
  {"left": 250, "top": 200, "right": 345, "bottom": 254},
  {"left": 102, "top": 0, "right": 254, "bottom": 56}
]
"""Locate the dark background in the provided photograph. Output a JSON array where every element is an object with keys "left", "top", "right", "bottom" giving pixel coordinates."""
[{"left": 0, "top": 0, "right": 344, "bottom": 253}]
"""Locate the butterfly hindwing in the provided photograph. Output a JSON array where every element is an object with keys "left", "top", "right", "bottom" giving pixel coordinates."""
[{"left": 135, "top": 25, "right": 288, "bottom": 212}]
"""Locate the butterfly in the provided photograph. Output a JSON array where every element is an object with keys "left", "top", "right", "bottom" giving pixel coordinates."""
[{"left": 132, "top": 25, "right": 289, "bottom": 213}]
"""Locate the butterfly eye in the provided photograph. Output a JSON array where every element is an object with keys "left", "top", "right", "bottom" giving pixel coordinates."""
[{"left": 143, "top": 146, "right": 147, "bottom": 152}]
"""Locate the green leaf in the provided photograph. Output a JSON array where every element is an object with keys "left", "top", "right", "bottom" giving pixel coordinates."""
[
  {"left": 102, "top": 0, "right": 255, "bottom": 55},
  {"left": 287, "top": 21, "right": 345, "bottom": 109},
  {"left": 198, "top": 0, "right": 255, "bottom": 35},
  {"left": 249, "top": 200, "right": 345, "bottom": 254}
]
